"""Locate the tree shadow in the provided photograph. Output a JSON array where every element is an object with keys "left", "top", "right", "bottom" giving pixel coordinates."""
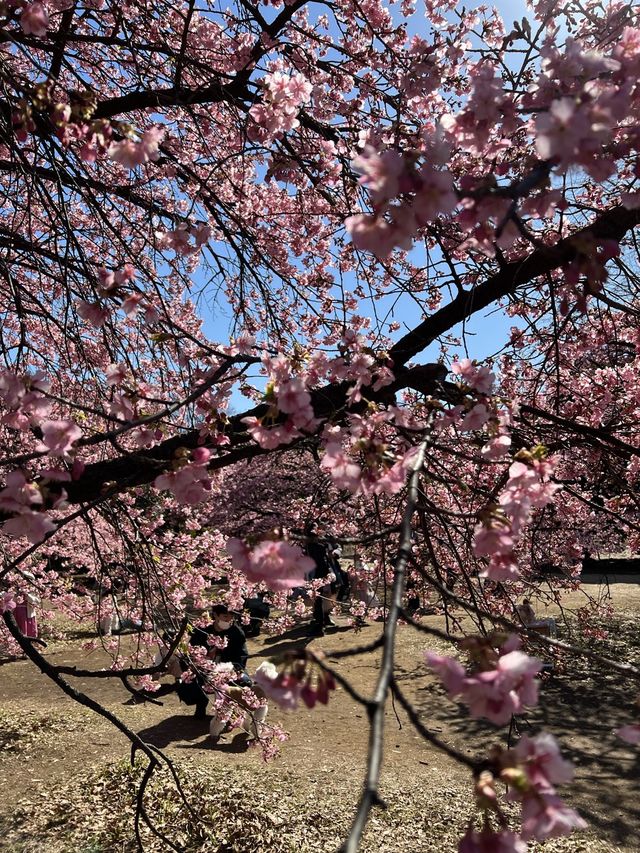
[
  {"left": 177, "top": 732, "right": 251, "bottom": 753},
  {"left": 63, "top": 628, "right": 97, "bottom": 640},
  {"left": 403, "top": 658, "right": 640, "bottom": 847},
  {"left": 136, "top": 714, "right": 210, "bottom": 749},
  {"left": 256, "top": 621, "right": 353, "bottom": 658},
  {"left": 261, "top": 624, "right": 311, "bottom": 645}
]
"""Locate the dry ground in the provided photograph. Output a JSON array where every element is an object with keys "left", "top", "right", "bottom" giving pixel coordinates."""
[{"left": 0, "top": 578, "right": 638, "bottom": 852}]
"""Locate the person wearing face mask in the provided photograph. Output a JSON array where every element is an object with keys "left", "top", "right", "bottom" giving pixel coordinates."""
[{"left": 186, "top": 604, "right": 250, "bottom": 719}]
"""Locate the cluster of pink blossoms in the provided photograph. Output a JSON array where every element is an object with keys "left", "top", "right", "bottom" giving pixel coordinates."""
[
  {"left": 0, "top": 369, "right": 51, "bottom": 430},
  {"left": 108, "top": 126, "right": 165, "bottom": 170},
  {"left": 154, "top": 448, "right": 213, "bottom": 505},
  {"left": 320, "top": 415, "right": 419, "bottom": 497},
  {"left": 155, "top": 222, "right": 212, "bottom": 255},
  {"left": 461, "top": 733, "right": 586, "bottom": 849},
  {"left": 558, "top": 236, "right": 620, "bottom": 314},
  {"left": 242, "top": 356, "right": 322, "bottom": 449},
  {"left": 435, "top": 359, "right": 507, "bottom": 439},
  {"left": 345, "top": 143, "right": 457, "bottom": 258},
  {"left": 248, "top": 72, "right": 313, "bottom": 144},
  {"left": 507, "top": 734, "right": 587, "bottom": 841},
  {"left": 20, "top": 0, "right": 48, "bottom": 35},
  {"left": 0, "top": 471, "right": 57, "bottom": 544},
  {"left": 451, "top": 358, "right": 495, "bottom": 395},
  {"left": 426, "top": 634, "right": 542, "bottom": 726},
  {"left": 226, "top": 538, "right": 314, "bottom": 592},
  {"left": 0, "top": 591, "right": 16, "bottom": 615},
  {"left": 345, "top": 31, "right": 640, "bottom": 262},
  {"left": 253, "top": 655, "right": 336, "bottom": 710},
  {"left": 474, "top": 454, "right": 559, "bottom": 581},
  {"left": 77, "top": 265, "right": 158, "bottom": 329},
  {"left": 459, "top": 827, "right": 526, "bottom": 853}
]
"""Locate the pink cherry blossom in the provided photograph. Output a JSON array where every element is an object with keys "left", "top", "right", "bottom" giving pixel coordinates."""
[
  {"left": 424, "top": 651, "right": 466, "bottom": 694},
  {"left": 3, "top": 509, "right": 56, "bottom": 543},
  {"left": 352, "top": 146, "right": 407, "bottom": 205},
  {"left": 105, "top": 363, "right": 127, "bottom": 386},
  {"left": 243, "top": 417, "right": 300, "bottom": 449},
  {"left": 121, "top": 294, "right": 143, "bottom": 316},
  {"left": 320, "top": 442, "right": 362, "bottom": 492},
  {"left": 451, "top": 358, "right": 495, "bottom": 395},
  {"left": 458, "top": 827, "right": 527, "bottom": 853},
  {"left": 0, "top": 592, "right": 16, "bottom": 614},
  {"left": 345, "top": 213, "right": 399, "bottom": 258},
  {"left": 513, "top": 733, "right": 575, "bottom": 792},
  {"left": 154, "top": 463, "right": 212, "bottom": 505},
  {"left": 621, "top": 191, "right": 640, "bottom": 210},
  {"left": 473, "top": 523, "right": 514, "bottom": 557},
  {"left": 20, "top": 2, "right": 49, "bottom": 36},
  {"left": 520, "top": 793, "right": 587, "bottom": 841},
  {"left": 108, "top": 126, "right": 164, "bottom": 169},
  {"left": 616, "top": 725, "right": 640, "bottom": 745},
  {"left": 253, "top": 666, "right": 303, "bottom": 711},
  {"left": 0, "top": 370, "right": 26, "bottom": 409},
  {"left": 460, "top": 403, "right": 490, "bottom": 432},
  {"left": 413, "top": 164, "right": 457, "bottom": 223},
  {"left": 191, "top": 447, "right": 211, "bottom": 464},
  {"left": 0, "top": 470, "right": 42, "bottom": 513},
  {"left": 226, "top": 537, "right": 314, "bottom": 591},
  {"left": 77, "top": 300, "right": 109, "bottom": 327},
  {"left": 463, "top": 650, "right": 542, "bottom": 725},
  {"left": 426, "top": 639, "right": 542, "bottom": 725},
  {"left": 40, "top": 419, "right": 82, "bottom": 456},
  {"left": 535, "top": 98, "right": 593, "bottom": 166},
  {"left": 481, "top": 435, "right": 512, "bottom": 461}
]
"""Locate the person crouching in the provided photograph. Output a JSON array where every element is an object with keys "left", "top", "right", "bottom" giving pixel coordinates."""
[{"left": 184, "top": 604, "right": 249, "bottom": 719}]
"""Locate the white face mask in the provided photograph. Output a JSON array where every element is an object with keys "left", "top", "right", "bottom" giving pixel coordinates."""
[{"left": 217, "top": 618, "right": 233, "bottom": 631}]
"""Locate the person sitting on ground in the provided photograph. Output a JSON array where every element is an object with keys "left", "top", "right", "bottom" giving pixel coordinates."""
[
  {"left": 209, "top": 660, "right": 273, "bottom": 745},
  {"left": 514, "top": 598, "right": 557, "bottom": 638}
]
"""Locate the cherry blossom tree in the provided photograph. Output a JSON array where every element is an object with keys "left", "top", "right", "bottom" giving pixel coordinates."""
[{"left": 1, "top": 0, "right": 640, "bottom": 848}]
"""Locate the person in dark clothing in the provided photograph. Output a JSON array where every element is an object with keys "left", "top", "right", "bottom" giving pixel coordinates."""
[
  {"left": 178, "top": 604, "right": 250, "bottom": 718},
  {"left": 242, "top": 594, "right": 270, "bottom": 637},
  {"left": 305, "top": 522, "right": 338, "bottom": 636},
  {"left": 327, "top": 539, "right": 350, "bottom": 603}
]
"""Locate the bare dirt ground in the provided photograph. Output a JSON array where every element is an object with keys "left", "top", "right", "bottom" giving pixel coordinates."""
[{"left": 0, "top": 580, "right": 638, "bottom": 852}]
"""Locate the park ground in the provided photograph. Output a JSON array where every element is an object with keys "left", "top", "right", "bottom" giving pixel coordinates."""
[{"left": 0, "top": 578, "right": 639, "bottom": 852}]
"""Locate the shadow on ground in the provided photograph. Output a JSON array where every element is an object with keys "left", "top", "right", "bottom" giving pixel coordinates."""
[
  {"left": 400, "top": 620, "right": 640, "bottom": 848},
  {"left": 136, "top": 714, "right": 210, "bottom": 749}
]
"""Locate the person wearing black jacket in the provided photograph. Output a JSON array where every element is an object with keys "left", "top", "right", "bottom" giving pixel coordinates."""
[
  {"left": 305, "top": 522, "right": 338, "bottom": 636},
  {"left": 178, "top": 604, "right": 250, "bottom": 718}
]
